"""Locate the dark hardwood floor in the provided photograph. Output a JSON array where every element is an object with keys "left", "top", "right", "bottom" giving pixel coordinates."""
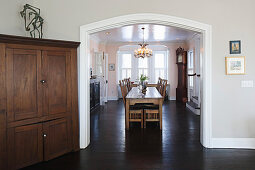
[{"left": 23, "top": 101, "right": 255, "bottom": 170}]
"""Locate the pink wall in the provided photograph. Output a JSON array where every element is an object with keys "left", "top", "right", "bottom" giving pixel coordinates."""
[
  {"left": 105, "top": 44, "right": 119, "bottom": 98},
  {"left": 90, "top": 40, "right": 187, "bottom": 100},
  {"left": 164, "top": 42, "right": 187, "bottom": 99}
]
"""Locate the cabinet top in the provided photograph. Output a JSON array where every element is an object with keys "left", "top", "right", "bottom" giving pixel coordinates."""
[{"left": 0, "top": 34, "right": 80, "bottom": 48}]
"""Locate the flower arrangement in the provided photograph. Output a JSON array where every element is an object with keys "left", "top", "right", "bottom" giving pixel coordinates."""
[
  {"left": 139, "top": 74, "right": 149, "bottom": 94},
  {"left": 139, "top": 74, "right": 149, "bottom": 82}
]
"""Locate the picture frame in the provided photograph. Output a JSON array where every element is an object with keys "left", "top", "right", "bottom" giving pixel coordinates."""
[
  {"left": 109, "top": 63, "right": 115, "bottom": 71},
  {"left": 225, "top": 56, "right": 245, "bottom": 75},
  {"left": 230, "top": 40, "right": 241, "bottom": 54}
]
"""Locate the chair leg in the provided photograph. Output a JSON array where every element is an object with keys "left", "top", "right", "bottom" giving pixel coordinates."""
[
  {"left": 141, "top": 116, "right": 143, "bottom": 128},
  {"left": 144, "top": 111, "right": 146, "bottom": 128}
]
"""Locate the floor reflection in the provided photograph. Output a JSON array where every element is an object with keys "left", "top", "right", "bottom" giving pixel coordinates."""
[{"left": 23, "top": 100, "right": 255, "bottom": 170}]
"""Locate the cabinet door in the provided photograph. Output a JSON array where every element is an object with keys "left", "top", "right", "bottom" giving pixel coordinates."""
[
  {"left": 6, "top": 49, "right": 42, "bottom": 122},
  {"left": 94, "top": 82, "right": 100, "bottom": 106},
  {"left": 43, "top": 118, "right": 72, "bottom": 161},
  {"left": 90, "top": 83, "right": 95, "bottom": 110},
  {"left": 7, "top": 124, "right": 43, "bottom": 169},
  {"left": 42, "top": 51, "right": 71, "bottom": 116}
]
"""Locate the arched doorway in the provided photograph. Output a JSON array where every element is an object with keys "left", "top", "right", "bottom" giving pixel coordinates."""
[{"left": 79, "top": 13, "right": 212, "bottom": 149}]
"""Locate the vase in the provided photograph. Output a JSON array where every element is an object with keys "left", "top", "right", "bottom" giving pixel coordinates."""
[{"left": 140, "top": 81, "right": 147, "bottom": 90}]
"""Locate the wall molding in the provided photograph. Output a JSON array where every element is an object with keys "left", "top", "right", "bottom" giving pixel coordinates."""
[
  {"left": 80, "top": 13, "right": 213, "bottom": 149},
  {"left": 107, "top": 96, "right": 119, "bottom": 100},
  {"left": 169, "top": 96, "right": 176, "bottom": 101},
  {"left": 186, "top": 103, "right": 200, "bottom": 115},
  {"left": 212, "top": 138, "right": 255, "bottom": 149}
]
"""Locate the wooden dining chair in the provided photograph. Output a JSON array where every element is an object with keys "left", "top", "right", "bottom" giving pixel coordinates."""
[
  {"left": 144, "top": 79, "right": 167, "bottom": 128},
  {"left": 126, "top": 78, "right": 132, "bottom": 92},
  {"left": 144, "top": 109, "right": 160, "bottom": 128},
  {"left": 156, "top": 77, "right": 162, "bottom": 91},
  {"left": 160, "top": 79, "right": 167, "bottom": 99},
  {"left": 119, "top": 80, "right": 143, "bottom": 128}
]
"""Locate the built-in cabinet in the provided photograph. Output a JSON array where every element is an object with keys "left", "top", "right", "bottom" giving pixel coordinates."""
[
  {"left": 0, "top": 34, "right": 80, "bottom": 169},
  {"left": 90, "top": 79, "right": 100, "bottom": 111}
]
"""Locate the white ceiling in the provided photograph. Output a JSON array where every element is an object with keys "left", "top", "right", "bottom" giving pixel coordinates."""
[{"left": 91, "top": 24, "right": 198, "bottom": 43}]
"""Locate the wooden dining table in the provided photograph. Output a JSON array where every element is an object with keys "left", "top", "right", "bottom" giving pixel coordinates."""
[{"left": 125, "top": 87, "right": 163, "bottom": 130}]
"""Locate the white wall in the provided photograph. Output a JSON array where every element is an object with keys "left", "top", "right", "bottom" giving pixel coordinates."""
[{"left": 1, "top": 0, "right": 255, "bottom": 139}]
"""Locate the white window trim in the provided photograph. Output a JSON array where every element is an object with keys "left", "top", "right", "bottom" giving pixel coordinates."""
[{"left": 117, "top": 49, "right": 169, "bottom": 84}]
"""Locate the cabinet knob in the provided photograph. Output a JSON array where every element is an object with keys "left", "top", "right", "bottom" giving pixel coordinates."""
[
  {"left": 40, "top": 80, "right": 47, "bottom": 84},
  {"left": 43, "top": 134, "right": 47, "bottom": 137}
]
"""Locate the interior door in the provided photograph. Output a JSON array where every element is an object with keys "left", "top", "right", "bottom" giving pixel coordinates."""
[
  {"left": 95, "top": 52, "right": 108, "bottom": 104},
  {"left": 43, "top": 117, "right": 72, "bottom": 161},
  {"left": 7, "top": 123, "right": 43, "bottom": 169},
  {"left": 187, "top": 50, "right": 195, "bottom": 101},
  {"left": 42, "top": 50, "right": 71, "bottom": 116},
  {"left": 6, "top": 48, "right": 42, "bottom": 122}
]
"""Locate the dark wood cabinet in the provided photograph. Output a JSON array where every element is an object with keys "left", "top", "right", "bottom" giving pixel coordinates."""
[
  {"left": 176, "top": 47, "right": 188, "bottom": 103},
  {"left": 90, "top": 80, "right": 100, "bottom": 111},
  {"left": 94, "top": 82, "right": 100, "bottom": 107},
  {"left": 90, "top": 82, "right": 95, "bottom": 110},
  {"left": 0, "top": 34, "right": 80, "bottom": 169}
]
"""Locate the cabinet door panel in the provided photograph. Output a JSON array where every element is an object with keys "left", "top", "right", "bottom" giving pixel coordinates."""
[
  {"left": 42, "top": 51, "right": 71, "bottom": 116},
  {"left": 7, "top": 124, "right": 43, "bottom": 169},
  {"left": 94, "top": 82, "right": 100, "bottom": 106},
  {"left": 0, "top": 44, "right": 7, "bottom": 170},
  {"left": 43, "top": 118, "right": 72, "bottom": 161},
  {"left": 6, "top": 49, "right": 42, "bottom": 122}
]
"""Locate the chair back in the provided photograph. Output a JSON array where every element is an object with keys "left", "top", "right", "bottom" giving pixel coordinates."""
[
  {"left": 126, "top": 78, "right": 132, "bottom": 92},
  {"left": 160, "top": 79, "right": 167, "bottom": 99},
  {"left": 119, "top": 80, "right": 128, "bottom": 106},
  {"left": 156, "top": 77, "right": 162, "bottom": 91}
]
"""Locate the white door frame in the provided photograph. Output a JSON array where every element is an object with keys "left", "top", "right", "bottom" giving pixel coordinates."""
[
  {"left": 79, "top": 13, "right": 212, "bottom": 149},
  {"left": 104, "top": 53, "right": 108, "bottom": 102}
]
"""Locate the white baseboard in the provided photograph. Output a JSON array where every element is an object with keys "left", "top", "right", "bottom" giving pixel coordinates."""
[
  {"left": 169, "top": 96, "right": 176, "bottom": 101},
  {"left": 212, "top": 138, "right": 255, "bottom": 149},
  {"left": 186, "top": 103, "right": 200, "bottom": 115},
  {"left": 107, "top": 96, "right": 119, "bottom": 100}
]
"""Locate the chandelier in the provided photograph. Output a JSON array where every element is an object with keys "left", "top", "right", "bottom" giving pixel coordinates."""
[{"left": 134, "top": 27, "right": 153, "bottom": 58}]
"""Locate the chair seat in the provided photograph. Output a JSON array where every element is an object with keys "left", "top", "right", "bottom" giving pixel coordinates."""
[
  {"left": 131, "top": 104, "right": 159, "bottom": 110},
  {"left": 135, "top": 103, "right": 154, "bottom": 106},
  {"left": 130, "top": 105, "right": 144, "bottom": 110},
  {"left": 143, "top": 104, "right": 159, "bottom": 110}
]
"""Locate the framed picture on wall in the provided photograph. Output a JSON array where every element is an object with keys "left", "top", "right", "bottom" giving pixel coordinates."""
[
  {"left": 230, "top": 40, "right": 241, "bottom": 54},
  {"left": 225, "top": 56, "right": 245, "bottom": 75},
  {"left": 109, "top": 64, "right": 115, "bottom": 71}
]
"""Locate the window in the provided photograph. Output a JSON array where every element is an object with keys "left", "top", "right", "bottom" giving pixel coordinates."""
[
  {"left": 118, "top": 53, "right": 132, "bottom": 80},
  {"left": 187, "top": 50, "right": 194, "bottom": 88},
  {"left": 154, "top": 52, "right": 167, "bottom": 82},
  {"left": 138, "top": 57, "right": 148, "bottom": 77},
  {"left": 118, "top": 49, "right": 168, "bottom": 83}
]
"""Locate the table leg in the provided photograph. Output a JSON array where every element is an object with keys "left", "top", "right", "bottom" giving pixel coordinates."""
[
  {"left": 159, "top": 99, "right": 163, "bottom": 130},
  {"left": 126, "top": 99, "right": 130, "bottom": 130}
]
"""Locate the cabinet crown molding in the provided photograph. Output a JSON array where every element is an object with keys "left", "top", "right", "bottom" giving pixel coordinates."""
[{"left": 0, "top": 34, "right": 80, "bottom": 48}]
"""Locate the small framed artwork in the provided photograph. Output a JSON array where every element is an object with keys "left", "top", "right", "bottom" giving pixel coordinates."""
[
  {"left": 109, "top": 64, "right": 115, "bottom": 71},
  {"left": 225, "top": 56, "right": 245, "bottom": 75},
  {"left": 230, "top": 40, "right": 241, "bottom": 54}
]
